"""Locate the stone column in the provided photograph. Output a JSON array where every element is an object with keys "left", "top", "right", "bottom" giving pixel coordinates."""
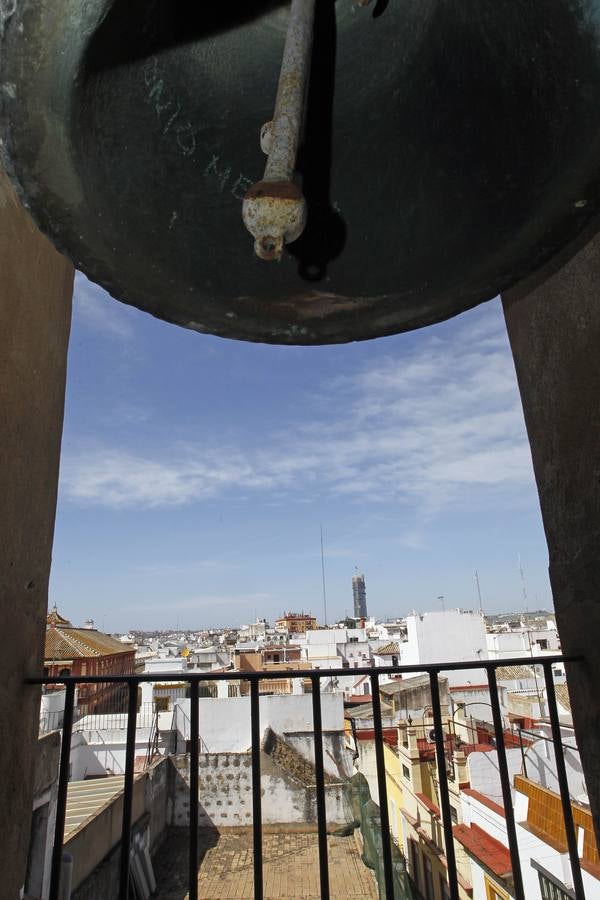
[
  {"left": 502, "top": 234, "right": 600, "bottom": 840},
  {"left": 0, "top": 167, "right": 73, "bottom": 898}
]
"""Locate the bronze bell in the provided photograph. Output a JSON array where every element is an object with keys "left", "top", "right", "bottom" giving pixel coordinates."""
[{"left": 2, "top": 0, "right": 600, "bottom": 345}]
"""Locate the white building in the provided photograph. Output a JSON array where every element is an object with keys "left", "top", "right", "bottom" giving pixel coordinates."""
[
  {"left": 486, "top": 624, "right": 560, "bottom": 660},
  {"left": 400, "top": 609, "right": 488, "bottom": 686}
]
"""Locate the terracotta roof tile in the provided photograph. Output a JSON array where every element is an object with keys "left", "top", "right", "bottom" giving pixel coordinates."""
[
  {"left": 416, "top": 792, "right": 441, "bottom": 817},
  {"left": 462, "top": 788, "right": 506, "bottom": 818},
  {"left": 453, "top": 823, "right": 511, "bottom": 877}
]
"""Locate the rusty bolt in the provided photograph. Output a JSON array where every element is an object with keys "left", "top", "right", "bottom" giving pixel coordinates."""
[{"left": 242, "top": 180, "right": 307, "bottom": 262}]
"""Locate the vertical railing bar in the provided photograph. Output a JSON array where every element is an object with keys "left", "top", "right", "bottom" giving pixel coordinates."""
[
  {"left": 518, "top": 727, "right": 528, "bottom": 779},
  {"left": 543, "top": 662, "right": 586, "bottom": 900},
  {"left": 189, "top": 680, "right": 199, "bottom": 900},
  {"left": 486, "top": 668, "right": 525, "bottom": 900},
  {"left": 48, "top": 680, "right": 75, "bottom": 900},
  {"left": 311, "top": 675, "right": 330, "bottom": 900},
  {"left": 429, "top": 671, "right": 459, "bottom": 900},
  {"left": 487, "top": 668, "right": 525, "bottom": 900},
  {"left": 370, "top": 672, "right": 395, "bottom": 899},
  {"left": 250, "top": 678, "right": 263, "bottom": 900},
  {"left": 118, "top": 681, "right": 138, "bottom": 900}
]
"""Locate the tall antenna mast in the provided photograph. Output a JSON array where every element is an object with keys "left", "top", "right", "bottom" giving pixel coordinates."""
[
  {"left": 518, "top": 554, "right": 528, "bottom": 612},
  {"left": 320, "top": 524, "right": 328, "bottom": 627},
  {"left": 474, "top": 570, "right": 484, "bottom": 614}
]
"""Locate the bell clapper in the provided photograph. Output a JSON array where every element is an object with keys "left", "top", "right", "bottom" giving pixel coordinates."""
[{"left": 242, "top": 0, "right": 316, "bottom": 261}]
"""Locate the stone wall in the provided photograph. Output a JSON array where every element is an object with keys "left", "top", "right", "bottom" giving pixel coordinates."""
[
  {"left": 172, "top": 748, "right": 354, "bottom": 829},
  {"left": 0, "top": 166, "right": 73, "bottom": 900},
  {"left": 172, "top": 752, "right": 254, "bottom": 828}
]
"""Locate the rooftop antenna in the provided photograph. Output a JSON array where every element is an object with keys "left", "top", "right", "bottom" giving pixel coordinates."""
[
  {"left": 437, "top": 595, "right": 445, "bottom": 612},
  {"left": 474, "top": 570, "right": 484, "bottom": 615},
  {"left": 518, "top": 554, "right": 529, "bottom": 613},
  {"left": 320, "top": 524, "right": 328, "bottom": 627}
]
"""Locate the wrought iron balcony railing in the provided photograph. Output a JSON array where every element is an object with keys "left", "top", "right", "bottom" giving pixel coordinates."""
[{"left": 30, "top": 655, "right": 584, "bottom": 900}]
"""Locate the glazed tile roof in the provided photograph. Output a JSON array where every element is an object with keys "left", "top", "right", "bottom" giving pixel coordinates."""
[
  {"left": 453, "top": 823, "right": 512, "bottom": 877},
  {"left": 45, "top": 626, "right": 133, "bottom": 661},
  {"left": 495, "top": 665, "right": 537, "bottom": 681},
  {"left": 373, "top": 642, "right": 400, "bottom": 656},
  {"left": 46, "top": 605, "right": 71, "bottom": 626},
  {"left": 554, "top": 683, "right": 572, "bottom": 713}
]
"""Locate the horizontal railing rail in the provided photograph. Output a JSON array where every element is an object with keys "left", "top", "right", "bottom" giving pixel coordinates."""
[
  {"left": 30, "top": 654, "right": 573, "bottom": 685},
  {"left": 27, "top": 654, "right": 585, "bottom": 900}
]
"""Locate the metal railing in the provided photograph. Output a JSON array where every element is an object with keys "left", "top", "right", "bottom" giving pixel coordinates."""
[{"left": 29, "top": 655, "right": 585, "bottom": 900}]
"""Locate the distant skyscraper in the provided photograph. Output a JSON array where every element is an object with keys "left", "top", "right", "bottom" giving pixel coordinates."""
[{"left": 352, "top": 571, "right": 368, "bottom": 618}]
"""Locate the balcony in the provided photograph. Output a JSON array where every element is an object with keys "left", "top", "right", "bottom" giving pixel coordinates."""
[{"left": 26, "top": 654, "right": 590, "bottom": 900}]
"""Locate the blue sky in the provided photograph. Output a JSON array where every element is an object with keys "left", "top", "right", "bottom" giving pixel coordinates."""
[{"left": 49, "top": 274, "right": 552, "bottom": 632}]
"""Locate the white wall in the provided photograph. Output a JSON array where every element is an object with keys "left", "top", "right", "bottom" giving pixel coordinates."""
[
  {"left": 524, "top": 737, "right": 587, "bottom": 802},
  {"left": 486, "top": 629, "right": 561, "bottom": 660},
  {"left": 467, "top": 749, "right": 523, "bottom": 805},
  {"left": 354, "top": 740, "right": 379, "bottom": 805},
  {"left": 450, "top": 685, "right": 509, "bottom": 725},
  {"left": 143, "top": 657, "right": 188, "bottom": 674},
  {"left": 341, "top": 641, "right": 372, "bottom": 665},
  {"left": 39, "top": 687, "right": 79, "bottom": 733},
  {"left": 69, "top": 726, "right": 155, "bottom": 779},
  {"left": 174, "top": 692, "right": 345, "bottom": 753},
  {"left": 486, "top": 631, "right": 529, "bottom": 657},
  {"left": 401, "top": 610, "right": 488, "bottom": 686}
]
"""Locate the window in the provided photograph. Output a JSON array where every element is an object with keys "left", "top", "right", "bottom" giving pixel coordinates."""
[
  {"left": 439, "top": 874, "right": 451, "bottom": 900},
  {"left": 58, "top": 668, "right": 70, "bottom": 678},
  {"left": 450, "top": 804, "right": 458, "bottom": 824},
  {"left": 424, "top": 856, "right": 434, "bottom": 900},
  {"left": 485, "top": 876, "right": 511, "bottom": 900},
  {"left": 408, "top": 839, "right": 421, "bottom": 890},
  {"left": 272, "top": 653, "right": 280, "bottom": 663},
  {"left": 402, "top": 765, "right": 411, "bottom": 780}
]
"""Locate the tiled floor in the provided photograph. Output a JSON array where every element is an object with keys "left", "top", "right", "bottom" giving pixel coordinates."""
[{"left": 154, "top": 829, "right": 379, "bottom": 899}]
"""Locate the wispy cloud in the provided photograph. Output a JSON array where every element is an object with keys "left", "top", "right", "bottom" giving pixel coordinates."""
[
  {"left": 60, "top": 303, "right": 533, "bottom": 516},
  {"left": 72, "top": 273, "right": 135, "bottom": 340},
  {"left": 120, "top": 593, "right": 270, "bottom": 612},
  {"left": 133, "top": 560, "right": 240, "bottom": 577}
]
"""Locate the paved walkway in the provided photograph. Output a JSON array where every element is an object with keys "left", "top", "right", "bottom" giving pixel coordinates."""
[{"left": 154, "top": 830, "right": 379, "bottom": 899}]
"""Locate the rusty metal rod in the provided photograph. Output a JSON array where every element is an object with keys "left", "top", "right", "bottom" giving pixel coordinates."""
[
  {"left": 242, "top": 0, "right": 316, "bottom": 261},
  {"left": 264, "top": 0, "right": 315, "bottom": 182}
]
